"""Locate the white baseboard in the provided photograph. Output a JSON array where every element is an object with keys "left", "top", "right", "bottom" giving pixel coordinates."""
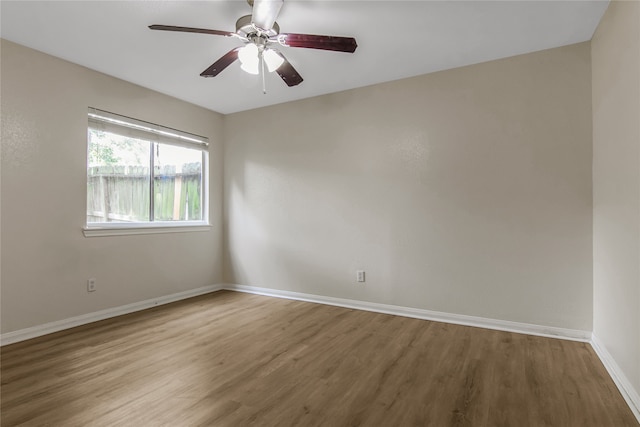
[
  {"left": 0, "top": 284, "right": 224, "bottom": 346},
  {"left": 223, "top": 284, "right": 591, "bottom": 342},
  {"left": 591, "top": 334, "right": 640, "bottom": 423}
]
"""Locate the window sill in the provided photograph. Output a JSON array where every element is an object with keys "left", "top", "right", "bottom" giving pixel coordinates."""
[{"left": 83, "top": 223, "right": 212, "bottom": 237}]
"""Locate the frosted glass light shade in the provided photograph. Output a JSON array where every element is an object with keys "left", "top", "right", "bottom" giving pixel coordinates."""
[
  {"left": 264, "top": 49, "right": 284, "bottom": 72},
  {"left": 240, "top": 61, "right": 259, "bottom": 75},
  {"left": 238, "top": 44, "right": 259, "bottom": 75}
]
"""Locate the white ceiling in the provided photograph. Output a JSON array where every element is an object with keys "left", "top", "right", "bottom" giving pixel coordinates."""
[{"left": 1, "top": 1, "right": 608, "bottom": 114}]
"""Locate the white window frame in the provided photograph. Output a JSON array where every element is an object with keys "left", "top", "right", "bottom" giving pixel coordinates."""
[{"left": 83, "top": 108, "right": 210, "bottom": 237}]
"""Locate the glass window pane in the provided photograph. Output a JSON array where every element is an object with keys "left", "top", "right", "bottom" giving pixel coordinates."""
[
  {"left": 87, "top": 129, "right": 151, "bottom": 223},
  {"left": 153, "top": 143, "right": 203, "bottom": 222}
]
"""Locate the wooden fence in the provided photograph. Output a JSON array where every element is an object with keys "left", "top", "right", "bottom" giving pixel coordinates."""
[{"left": 87, "top": 163, "right": 202, "bottom": 223}]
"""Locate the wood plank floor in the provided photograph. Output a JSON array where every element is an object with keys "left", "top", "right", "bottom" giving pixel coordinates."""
[{"left": 1, "top": 290, "right": 637, "bottom": 427}]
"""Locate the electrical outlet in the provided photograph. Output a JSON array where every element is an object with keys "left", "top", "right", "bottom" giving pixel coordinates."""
[
  {"left": 356, "top": 270, "right": 365, "bottom": 282},
  {"left": 87, "top": 278, "right": 97, "bottom": 292}
]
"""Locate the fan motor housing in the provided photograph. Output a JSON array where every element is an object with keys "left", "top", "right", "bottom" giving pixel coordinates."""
[{"left": 236, "top": 15, "right": 280, "bottom": 38}]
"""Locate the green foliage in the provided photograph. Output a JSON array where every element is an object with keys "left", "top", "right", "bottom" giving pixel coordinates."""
[
  {"left": 88, "top": 139, "right": 120, "bottom": 165},
  {"left": 88, "top": 129, "right": 148, "bottom": 166}
]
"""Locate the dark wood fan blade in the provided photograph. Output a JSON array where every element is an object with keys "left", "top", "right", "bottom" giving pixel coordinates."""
[
  {"left": 275, "top": 54, "right": 303, "bottom": 87},
  {"left": 149, "top": 25, "right": 234, "bottom": 37},
  {"left": 200, "top": 48, "right": 241, "bottom": 77},
  {"left": 278, "top": 33, "right": 357, "bottom": 53}
]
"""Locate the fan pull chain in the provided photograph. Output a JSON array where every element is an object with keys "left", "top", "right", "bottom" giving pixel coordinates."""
[{"left": 260, "top": 51, "right": 267, "bottom": 94}]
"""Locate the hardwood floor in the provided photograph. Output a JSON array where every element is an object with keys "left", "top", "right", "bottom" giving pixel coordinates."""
[{"left": 1, "top": 290, "right": 637, "bottom": 426}]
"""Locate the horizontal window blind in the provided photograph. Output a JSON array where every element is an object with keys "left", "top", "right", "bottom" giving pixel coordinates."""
[{"left": 88, "top": 107, "right": 208, "bottom": 150}]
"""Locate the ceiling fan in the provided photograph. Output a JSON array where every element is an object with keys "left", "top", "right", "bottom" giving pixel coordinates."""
[{"left": 149, "top": 0, "right": 357, "bottom": 92}]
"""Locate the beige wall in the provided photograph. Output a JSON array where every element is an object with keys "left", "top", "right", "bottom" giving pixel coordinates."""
[
  {"left": 1, "top": 40, "right": 224, "bottom": 333},
  {"left": 1, "top": 37, "right": 598, "bottom": 337},
  {"left": 592, "top": 0, "right": 640, "bottom": 401},
  {"left": 224, "top": 42, "right": 593, "bottom": 331}
]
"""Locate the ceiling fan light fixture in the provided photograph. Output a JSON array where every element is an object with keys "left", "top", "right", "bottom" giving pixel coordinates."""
[
  {"left": 149, "top": 0, "right": 356, "bottom": 87},
  {"left": 264, "top": 48, "right": 284, "bottom": 72}
]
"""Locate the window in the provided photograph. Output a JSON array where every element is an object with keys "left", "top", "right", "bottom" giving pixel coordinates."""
[{"left": 86, "top": 108, "right": 208, "bottom": 233}]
